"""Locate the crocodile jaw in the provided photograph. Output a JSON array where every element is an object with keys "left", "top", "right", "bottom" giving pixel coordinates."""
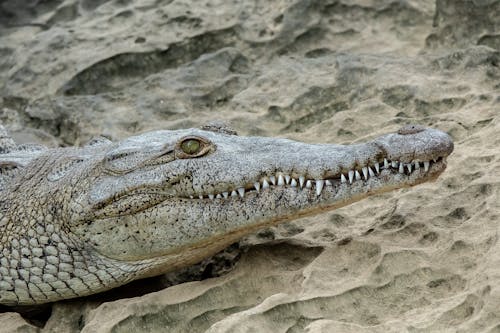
[{"left": 83, "top": 125, "right": 453, "bottom": 264}]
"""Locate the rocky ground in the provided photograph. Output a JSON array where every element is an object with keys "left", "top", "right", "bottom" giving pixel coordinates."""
[{"left": 0, "top": 0, "right": 499, "bottom": 332}]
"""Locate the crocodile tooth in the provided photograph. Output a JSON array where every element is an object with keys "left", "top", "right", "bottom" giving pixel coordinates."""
[
  {"left": 254, "top": 182, "right": 260, "bottom": 192},
  {"left": 414, "top": 161, "right": 420, "bottom": 169},
  {"left": 299, "top": 176, "right": 305, "bottom": 188},
  {"left": 341, "top": 174, "right": 347, "bottom": 183},
  {"left": 216, "top": 194, "right": 222, "bottom": 199},
  {"left": 424, "top": 161, "right": 429, "bottom": 172},
  {"left": 269, "top": 176, "right": 276, "bottom": 185},
  {"left": 407, "top": 163, "right": 412, "bottom": 173},
  {"left": 231, "top": 190, "right": 238, "bottom": 197},
  {"left": 237, "top": 188, "right": 245, "bottom": 198},
  {"left": 316, "top": 180, "right": 324, "bottom": 196},
  {"left": 362, "top": 167, "right": 368, "bottom": 180},
  {"left": 189, "top": 195, "right": 194, "bottom": 199},
  {"left": 433, "top": 158, "right": 437, "bottom": 163},
  {"left": 305, "top": 180, "right": 312, "bottom": 189},
  {"left": 222, "top": 192, "right": 229, "bottom": 198},
  {"left": 399, "top": 163, "right": 404, "bottom": 173},
  {"left": 384, "top": 158, "right": 389, "bottom": 168},
  {"left": 392, "top": 161, "right": 398, "bottom": 168},
  {"left": 262, "top": 179, "right": 270, "bottom": 189},
  {"left": 199, "top": 195, "right": 203, "bottom": 199},
  {"left": 348, "top": 170, "right": 354, "bottom": 184},
  {"left": 368, "top": 166, "right": 375, "bottom": 177},
  {"left": 374, "top": 162, "right": 380, "bottom": 174},
  {"left": 277, "top": 174, "right": 285, "bottom": 186},
  {"left": 285, "top": 175, "right": 291, "bottom": 185},
  {"left": 208, "top": 194, "right": 214, "bottom": 200},
  {"left": 325, "top": 180, "right": 332, "bottom": 186},
  {"left": 355, "top": 170, "right": 361, "bottom": 180},
  {"left": 290, "top": 178, "right": 297, "bottom": 187}
]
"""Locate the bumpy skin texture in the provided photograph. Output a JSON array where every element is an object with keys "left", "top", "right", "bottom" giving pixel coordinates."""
[{"left": 0, "top": 124, "right": 453, "bottom": 305}]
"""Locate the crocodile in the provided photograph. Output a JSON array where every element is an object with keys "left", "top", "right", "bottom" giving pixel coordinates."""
[{"left": 0, "top": 123, "right": 453, "bottom": 306}]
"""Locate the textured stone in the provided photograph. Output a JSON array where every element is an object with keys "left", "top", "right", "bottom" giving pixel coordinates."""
[
  {"left": 0, "top": 312, "right": 40, "bottom": 333},
  {"left": 0, "top": 0, "right": 499, "bottom": 332}
]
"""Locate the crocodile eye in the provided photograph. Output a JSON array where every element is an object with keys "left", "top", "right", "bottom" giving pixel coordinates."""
[
  {"left": 181, "top": 139, "right": 201, "bottom": 155},
  {"left": 176, "top": 136, "right": 212, "bottom": 158}
]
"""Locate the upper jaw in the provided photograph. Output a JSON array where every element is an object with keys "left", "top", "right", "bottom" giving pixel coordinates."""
[
  {"left": 89, "top": 125, "right": 453, "bottom": 208},
  {"left": 181, "top": 126, "right": 453, "bottom": 200},
  {"left": 182, "top": 156, "right": 448, "bottom": 200}
]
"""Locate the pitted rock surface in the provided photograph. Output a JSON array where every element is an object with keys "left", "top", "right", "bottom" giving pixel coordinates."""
[{"left": 0, "top": 0, "right": 499, "bottom": 332}]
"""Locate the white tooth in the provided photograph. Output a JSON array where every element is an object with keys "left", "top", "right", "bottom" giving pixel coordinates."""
[
  {"left": 299, "top": 176, "right": 305, "bottom": 188},
  {"left": 433, "top": 158, "right": 437, "bottom": 163},
  {"left": 199, "top": 195, "right": 203, "bottom": 199},
  {"left": 384, "top": 158, "right": 389, "bottom": 168},
  {"left": 374, "top": 162, "right": 380, "bottom": 174},
  {"left": 355, "top": 170, "right": 361, "bottom": 180},
  {"left": 392, "top": 161, "right": 398, "bottom": 168},
  {"left": 254, "top": 182, "right": 260, "bottom": 192},
  {"left": 238, "top": 188, "right": 245, "bottom": 198},
  {"left": 306, "top": 180, "right": 312, "bottom": 189},
  {"left": 424, "top": 161, "right": 429, "bottom": 172},
  {"left": 406, "top": 163, "right": 412, "bottom": 173},
  {"left": 291, "top": 178, "right": 297, "bottom": 187},
  {"left": 414, "top": 161, "right": 420, "bottom": 169},
  {"left": 223, "top": 192, "right": 229, "bottom": 198},
  {"left": 325, "top": 180, "right": 332, "bottom": 186},
  {"left": 362, "top": 167, "right": 368, "bottom": 180},
  {"left": 262, "top": 179, "right": 270, "bottom": 189},
  {"left": 216, "top": 194, "right": 222, "bottom": 199},
  {"left": 399, "top": 163, "right": 404, "bottom": 173},
  {"left": 277, "top": 174, "right": 285, "bottom": 186},
  {"left": 316, "top": 180, "right": 324, "bottom": 196},
  {"left": 285, "top": 175, "right": 291, "bottom": 184},
  {"left": 348, "top": 170, "right": 354, "bottom": 184},
  {"left": 269, "top": 176, "right": 276, "bottom": 185},
  {"left": 208, "top": 194, "right": 214, "bottom": 200},
  {"left": 368, "top": 166, "right": 375, "bottom": 177},
  {"left": 341, "top": 174, "right": 347, "bottom": 183},
  {"left": 189, "top": 195, "right": 194, "bottom": 199},
  {"left": 231, "top": 190, "right": 238, "bottom": 197}
]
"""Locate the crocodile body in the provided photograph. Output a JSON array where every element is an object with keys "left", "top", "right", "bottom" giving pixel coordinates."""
[{"left": 0, "top": 123, "right": 453, "bottom": 305}]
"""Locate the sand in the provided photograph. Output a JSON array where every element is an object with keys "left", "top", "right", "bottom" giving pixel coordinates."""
[{"left": 0, "top": 0, "right": 499, "bottom": 332}]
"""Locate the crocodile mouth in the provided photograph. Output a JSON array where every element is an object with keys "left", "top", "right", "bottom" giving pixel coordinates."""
[{"left": 185, "top": 156, "right": 447, "bottom": 200}]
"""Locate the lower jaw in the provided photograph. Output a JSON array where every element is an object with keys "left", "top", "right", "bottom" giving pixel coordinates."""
[{"left": 118, "top": 162, "right": 446, "bottom": 268}]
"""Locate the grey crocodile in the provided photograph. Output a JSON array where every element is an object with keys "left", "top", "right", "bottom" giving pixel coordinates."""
[{"left": 0, "top": 123, "right": 453, "bottom": 306}]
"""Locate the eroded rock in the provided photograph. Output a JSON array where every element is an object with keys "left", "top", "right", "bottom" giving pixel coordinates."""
[{"left": 0, "top": 0, "right": 499, "bottom": 332}]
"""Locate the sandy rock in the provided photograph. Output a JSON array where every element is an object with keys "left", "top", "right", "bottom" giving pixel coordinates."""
[
  {"left": 0, "top": 0, "right": 499, "bottom": 332},
  {"left": 0, "top": 312, "right": 40, "bottom": 333},
  {"left": 427, "top": 0, "right": 500, "bottom": 50}
]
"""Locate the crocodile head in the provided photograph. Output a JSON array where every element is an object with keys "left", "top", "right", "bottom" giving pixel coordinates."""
[
  {"left": 0, "top": 124, "right": 454, "bottom": 305},
  {"left": 66, "top": 124, "right": 453, "bottom": 276}
]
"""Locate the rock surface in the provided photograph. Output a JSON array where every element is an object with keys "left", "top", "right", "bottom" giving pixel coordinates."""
[{"left": 0, "top": 0, "right": 499, "bottom": 332}]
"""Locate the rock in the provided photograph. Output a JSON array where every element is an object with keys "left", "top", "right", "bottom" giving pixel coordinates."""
[
  {"left": 0, "top": 312, "right": 40, "bottom": 333},
  {"left": 427, "top": 0, "right": 500, "bottom": 50},
  {"left": 0, "top": 0, "right": 499, "bottom": 332}
]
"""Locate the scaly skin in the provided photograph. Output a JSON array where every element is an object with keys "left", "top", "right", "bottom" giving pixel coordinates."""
[{"left": 0, "top": 123, "right": 453, "bottom": 305}]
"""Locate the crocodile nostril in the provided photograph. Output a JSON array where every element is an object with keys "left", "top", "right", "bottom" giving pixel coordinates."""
[{"left": 398, "top": 124, "right": 425, "bottom": 135}]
